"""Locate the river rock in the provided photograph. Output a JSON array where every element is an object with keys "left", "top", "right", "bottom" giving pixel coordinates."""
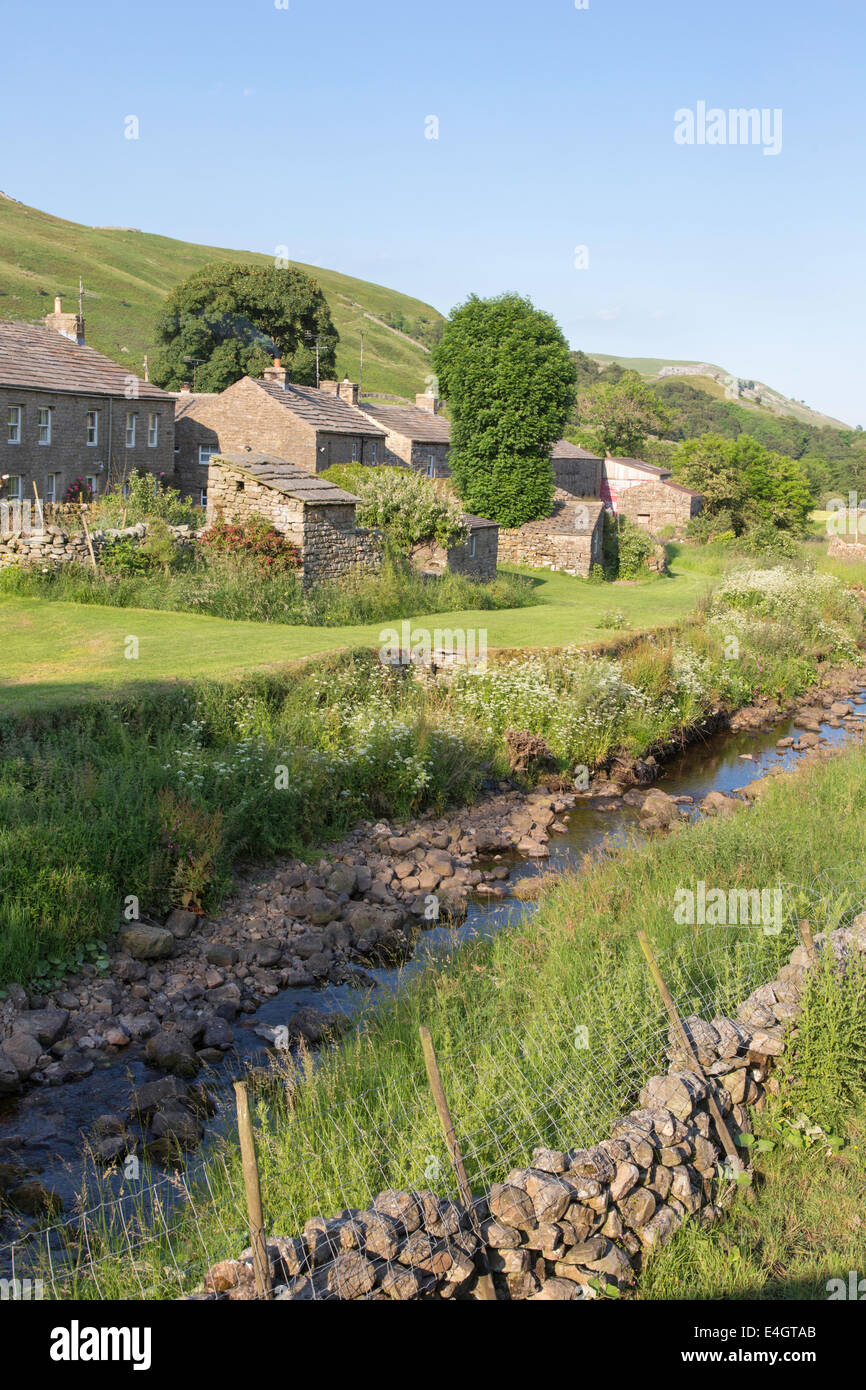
[
  {"left": 144, "top": 1029, "right": 201, "bottom": 1076},
  {"left": 118, "top": 922, "right": 175, "bottom": 961},
  {"left": 1, "top": 1031, "right": 43, "bottom": 1080},
  {"left": 13, "top": 1008, "right": 69, "bottom": 1047}
]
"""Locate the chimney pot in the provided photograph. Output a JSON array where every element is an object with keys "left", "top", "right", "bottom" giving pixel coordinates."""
[{"left": 54, "top": 295, "right": 63, "bottom": 314}]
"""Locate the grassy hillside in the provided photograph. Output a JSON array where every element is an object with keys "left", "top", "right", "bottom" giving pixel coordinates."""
[
  {"left": 590, "top": 351, "right": 851, "bottom": 430},
  {"left": 0, "top": 195, "right": 442, "bottom": 399}
]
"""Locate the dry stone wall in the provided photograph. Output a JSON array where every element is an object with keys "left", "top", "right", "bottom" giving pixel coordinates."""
[
  {"left": 200, "top": 917, "right": 866, "bottom": 1302},
  {"left": 0, "top": 521, "right": 197, "bottom": 568}
]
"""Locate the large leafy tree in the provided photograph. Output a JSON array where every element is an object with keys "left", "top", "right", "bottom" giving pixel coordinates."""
[
  {"left": 150, "top": 263, "right": 338, "bottom": 392},
  {"left": 576, "top": 371, "right": 670, "bottom": 457},
  {"left": 432, "top": 293, "right": 576, "bottom": 528},
  {"left": 672, "top": 433, "right": 813, "bottom": 532}
]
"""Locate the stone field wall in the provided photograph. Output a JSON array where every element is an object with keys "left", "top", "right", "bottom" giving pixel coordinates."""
[{"left": 200, "top": 917, "right": 866, "bottom": 1302}]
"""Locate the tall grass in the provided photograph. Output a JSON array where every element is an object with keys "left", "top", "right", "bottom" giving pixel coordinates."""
[{"left": 0, "top": 551, "right": 539, "bottom": 627}]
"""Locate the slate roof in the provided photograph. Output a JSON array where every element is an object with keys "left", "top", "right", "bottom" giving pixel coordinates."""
[
  {"left": 252, "top": 379, "right": 386, "bottom": 437},
  {"left": 550, "top": 438, "right": 603, "bottom": 462},
  {"left": 357, "top": 401, "right": 451, "bottom": 443},
  {"left": 212, "top": 452, "right": 361, "bottom": 505},
  {"left": 0, "top": 320, "right": 171, "bottom": 400}
]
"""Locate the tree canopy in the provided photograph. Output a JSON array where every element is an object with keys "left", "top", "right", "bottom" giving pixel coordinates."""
[
  {"left": 671, "top": 433, "right": 813, "bottom": 533},
  {"left": 150, "top": 262, "right": 338, "bottom": 392},
  {"left": 432, "top": 293, "right": 575, "bottom": 528},
  {"left": 575, "top": 370, "right": 670, "bottom": 457}
]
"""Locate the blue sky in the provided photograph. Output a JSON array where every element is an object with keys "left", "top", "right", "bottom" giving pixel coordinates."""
[{"left": 2, "top": 0, "right": 863, "bottom": 424}]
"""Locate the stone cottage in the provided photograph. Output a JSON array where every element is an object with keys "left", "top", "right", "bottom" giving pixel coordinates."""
[
  {"left": 0, "top": 301, "right": 174, "bottom": 509},
  {"left": 205, "top": 452, "right": 381, "bottom": 586},
  {"left": 173, "top": 364, "right": 387, "bottom": 505},
  {"left": 550, "top": 439, "right": 604, "bottom": 497},
  {"left": 356, "top": 392, "right": 452, "bottom": 477},
  {"left": 497, "top": 493, "right": 605, "bottom": 577}
]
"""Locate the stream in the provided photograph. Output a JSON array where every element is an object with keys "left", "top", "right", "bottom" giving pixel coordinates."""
[{"left": 1, "top": 688, "right": 864, "bottom": 1254}]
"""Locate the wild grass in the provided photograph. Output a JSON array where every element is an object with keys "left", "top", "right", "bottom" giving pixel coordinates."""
[
  {"left": 31, "top": 745, "right": 866, "bottom": 1299},
  {"left": 0, "top": 564, "right": 862, "bottom": 988},
  {"left": 0, "top": 551, "right": 539, "bottom": 627}
]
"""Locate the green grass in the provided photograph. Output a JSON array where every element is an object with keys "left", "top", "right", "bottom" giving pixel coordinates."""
[
  {"left": 41, "top": 742, "right": 866, "bottom": 1299},
  {"left": 0, "top": 553, "right": 716, "bottom": 711},
  {"left": 0, "top": 198, "right": 442, "bottom": 398}
]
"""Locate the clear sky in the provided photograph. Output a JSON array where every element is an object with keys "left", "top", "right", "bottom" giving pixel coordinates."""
[{"left": 1, "top": 0, "right": 863, "bottom": 424}]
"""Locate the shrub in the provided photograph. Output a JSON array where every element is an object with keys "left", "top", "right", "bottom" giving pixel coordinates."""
[
  {"left": 324, "top": 466, "right": 467, "bottom": 552},
  {"left": 616, "top": 516, "right": 657, "bottom": 579},
  {"left": 200, "top": 512, "right": 301, "bottom": 573},
  {"left": 95, "top": 471, "right": 201, "bottom": 528}
]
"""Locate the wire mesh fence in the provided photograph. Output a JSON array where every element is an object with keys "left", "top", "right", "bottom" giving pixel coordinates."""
[{"left": 0, "top": 909, "right": 814, "bottom": 1303}]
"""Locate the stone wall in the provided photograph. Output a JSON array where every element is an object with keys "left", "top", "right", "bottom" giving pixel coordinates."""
[
  {"left": 201, "top": 918, "right": 866, "bottom": 1302},
  {"left": 616, "top": 480, "right": 701, "bottom": 533},
  {"left": 410, "top": 525, "right": 499, "bottom": 581},
  {"left": 552, "top": 455, "right": 603, "bottom": 498},
  {"left": 0, "top": 520, "right": 196, "bottom": 568},
  {"left": 0, "top": 385, "right": 174, "bottom": 502},
  {"left": 828, "top": 536, "right": 866, "bottom": 563}
]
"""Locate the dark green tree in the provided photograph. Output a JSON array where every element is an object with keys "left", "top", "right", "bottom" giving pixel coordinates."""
[
  {"left": 672, "top": 433, "right": 813, "bottom": 532},
  {"left": 150, "top": 262, "right": 338, "bottom": 392},
  {"left": 432, "top": 293, "right": 576, "bottom": 528}
]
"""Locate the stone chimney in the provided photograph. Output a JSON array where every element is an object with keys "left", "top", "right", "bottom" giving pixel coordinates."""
[
  {"left": 178, "top": 383, "right": 192, "bottom": 394},
  {"left": 416, "top": 391, "right": 440, "bottom": 414},
  {"left": 338, "top": 378, "right": 359, "bottom": 406},
  {"left": 262, "top": 356, "right": 290, "bottom": 388},
  {"left": 45, "top": 294, "right": 85, "bottom": 346},
  {"left": 318, "top": 380, "right": 340, "bottom": 396}
]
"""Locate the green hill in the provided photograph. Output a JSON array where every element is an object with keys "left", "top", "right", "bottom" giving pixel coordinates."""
[
  {"left": 0, "top": 194, "right": 442, "bottom": 399},
  {"left": 589, "top": 352, "right": 851, "bottom": 431}
]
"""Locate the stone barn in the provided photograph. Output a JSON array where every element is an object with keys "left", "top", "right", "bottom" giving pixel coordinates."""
[
  {"left": 497, "top": 494, "right": 605, "bottom": 577},
  {"left": 409, "top": 513, "right": 500, "bottom": 581},
  {"left": 205, "top": 452, "right": 381, "bottom": 586}
]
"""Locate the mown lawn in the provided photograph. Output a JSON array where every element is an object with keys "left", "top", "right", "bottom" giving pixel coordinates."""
[{"left": 0, "top": 556, "right": 715, "bottom": 712}]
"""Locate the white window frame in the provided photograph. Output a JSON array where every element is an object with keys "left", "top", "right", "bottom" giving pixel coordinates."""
[
  {"left": 7, "top": 405, "right": 22, "bottom": 444},
  {"left": 198, "top": 445, "right": 214, "bottom": 466},
  {"left": 427, "top": 454, "right": 435, "bottom": 478},
  {"left": 45, "top": 473, "right": 60, "bottom": 504},
  {"left": 200, "top": 487, "right": 208, "bottom": 507},
  {"left": 86, "top": 410, "right": 99, "bottom": 446},
  {"left": 351, "top": 440, "right": 359, "bottom": 462},
  {"left": 468, "top": 533, "right": 477, "bottom": 559},
  {"left": 7, "top": 474, "right": 23, "bottom": 500},
  {"left": 147, "top": 412, "right": 159, "bottom": 448},
  {"left": 370, "top": 442, "right": 378, "bottom": 465},
  {"left": 125, "top": 412, "right": 137, "bottom": 448},
  {"left": 37, "top": 406, "right": 52, "bottom": 445},
  {"left": 85, "top": 474, "right": 98, "bottom": 497}
]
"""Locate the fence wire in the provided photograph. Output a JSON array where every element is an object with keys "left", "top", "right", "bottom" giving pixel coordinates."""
[{"left": 0, "top": 900, "right": 845, "bottom": 1301}]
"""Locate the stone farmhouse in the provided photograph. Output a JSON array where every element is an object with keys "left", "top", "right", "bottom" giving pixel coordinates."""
[
  {"left": 354, "top": 391, "right": 452, "bottom": 477},
  {"left": 173, "top": 366, "right": 387, "bottom": 506},
  {"left": 0, "top": 299, "right": 174, "bottom": 509}
]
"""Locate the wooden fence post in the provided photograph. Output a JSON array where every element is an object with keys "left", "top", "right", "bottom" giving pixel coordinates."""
[
  {"left": 80, "top": 512, "right": 98, "bottom": 569},
  {"left": 798, "top": 919, "right": 818, "bottom": 964},
  {"left": 636, "top": 930, "right": 743, "bottom": 1171},
  {"left": 419, "top": 1025, "right": 497, "bottom": 1301},
  {"left": 233, "top": 1080, "right": 271, "bottom": 1298}
]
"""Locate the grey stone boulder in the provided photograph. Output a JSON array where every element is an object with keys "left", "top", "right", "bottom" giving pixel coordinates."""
[
  {"left": 144, "top": 1029, "right": 201, "bottom": 1076},
  {"left": 1, "top": 1031, "right": 43, "bottom": 1080},
  {"left": 13, "top": 1008, "right": 69, "bottom": 1047},
  {"left": 118, "top": 922, "right": 175, "bottom": 961}
]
